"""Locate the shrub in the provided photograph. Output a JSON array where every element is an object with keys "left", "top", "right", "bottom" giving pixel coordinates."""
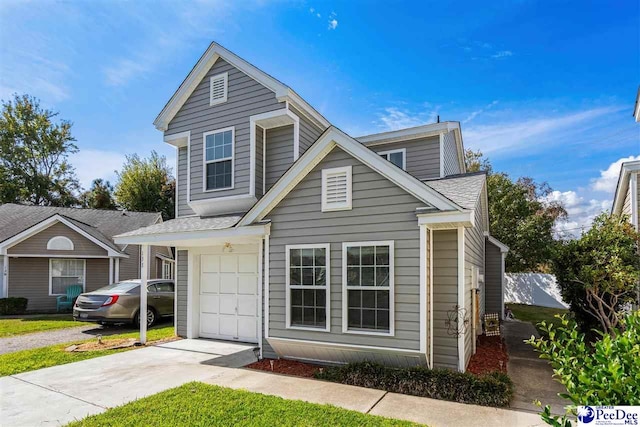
[
  {"left": 0, "top": 297, "right": 28, "bottom": 315},
  {"left": 315, "top": 361, "right": 513, "bottom": 407},
  {"left": 527, "top": 311, "right": 640, "bottom": 426}
]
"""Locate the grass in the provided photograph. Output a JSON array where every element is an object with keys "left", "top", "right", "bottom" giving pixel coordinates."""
[
  {"left": 0, "top": 314, "right": 82, "bottom": 337},
  {"left": 0, "top": 325, "right": 174, "bottom": 377},
  {"left": 507, "top": 303, "right": 569, "bottom": 334},
  {"left": 67, "top": 382, "right": 420, "bottom": 427}
]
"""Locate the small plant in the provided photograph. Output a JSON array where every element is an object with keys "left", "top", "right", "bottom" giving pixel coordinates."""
[
  {"left": 0, "top": 297, "right": 28, "bottom": 315},
  {"left": 526, "top": 311, "right": 640, "bottom": 425},
  {"left": 315, "top": 361, "right": 513, "bottom": 407}
]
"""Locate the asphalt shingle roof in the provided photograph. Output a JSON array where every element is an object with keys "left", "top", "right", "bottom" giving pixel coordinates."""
[
  {"left": 114, "top": 215, "right": 242, "bottom": 238},
  {"left": 0, "top": 204, "right": 161, "bottom": 252},
  {"left": 422, "top": 172, "right": 486, "bottom": 210}
]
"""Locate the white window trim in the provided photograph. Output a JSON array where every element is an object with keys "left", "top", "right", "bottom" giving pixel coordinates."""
[
  {"left": 378, "top": 148, "right": 406, "bottom": 170},
  {"left": 202, "top": 126, "right": 235, "bottom": 193},
  {"left": 341, "top": 240, "right": 395, "bottom": 337},
  {"left": 321, "top": 166, "right": 352, "bottom": 212},
  {"left": 49, "top": 258, "right": 86, "bottom": 296},
  {"left": 162, "top": 259, "right": 175, "bottom": 279},
  {"left": 209, "top": 72, "right": 228, "bottom": 106},
  {"left": 285, "top": 243, "right": 331, "bottom": 332},
  {"left": 46, "top": 236, "right": 74, "bottom": 251}
]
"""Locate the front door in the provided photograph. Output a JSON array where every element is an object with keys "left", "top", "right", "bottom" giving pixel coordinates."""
[{"left": 199, "top": 252, "right": 259, "bottom": 342}]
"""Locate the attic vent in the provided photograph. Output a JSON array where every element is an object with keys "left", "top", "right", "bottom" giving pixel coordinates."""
[
  {"left": 321, "top": 166, "right": 352, "bottom": 212},
  {"left": 209, "top": 72, "right": 228, "bottom": 106}
]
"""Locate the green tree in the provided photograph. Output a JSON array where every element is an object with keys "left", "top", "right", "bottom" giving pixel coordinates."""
[
  {"left": 114, "top": 151, "right": 175, "bottom": 220},
  {"left": 464, "top": 149, "right": 566, "bottom": 272},
  {"left": 526, "top": 312, "right": 640, "bottom": 426},
  {"left": 0, "top": 94, "right": 81, "bottom": 206},
  {"left": 553, "top": 213, "right": 640, "bottom": 334},
  {"left": 80, "top": 179, "right": 117, "bottom": 210}
]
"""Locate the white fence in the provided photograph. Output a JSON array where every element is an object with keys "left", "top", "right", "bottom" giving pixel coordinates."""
[{"left": 504, "top": 273, "right": 569, "bottom": 309}]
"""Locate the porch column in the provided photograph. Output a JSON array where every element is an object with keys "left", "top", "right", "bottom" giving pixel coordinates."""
[
  {"left": 140, "top": 244, "right": 150, "bottom": 344},
  {"left": 114, "top": 258, "right": 120, "bottom": 283}
]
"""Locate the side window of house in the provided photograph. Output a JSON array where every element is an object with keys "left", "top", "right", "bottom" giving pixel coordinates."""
[
  {"left": 286, "top": 244, "right": 330, "bottom": 330},
  {"left": 379, "top": 149, "right": 406, "bottom": 170},
  {"left": 343, "top": 241, "right": 394, "bottom": 335},
  {"left": 203, "top": 127, "right": 234, "bottom": 191}
]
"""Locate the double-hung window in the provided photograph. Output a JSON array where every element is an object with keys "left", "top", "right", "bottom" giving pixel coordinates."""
[
  {"left": 286, "top": 244, "right": 330, "bottom": 331},
  {"left": 50, "top": 259, "right": 85, "bottom": 296},
  {"left": 342, "top": 241, "right": 394, "bottom": 335},
  {"left": 378, "top": 148, "right": 406, "bottom": 170},
  {"left": 203, "top": 127, "right": 234, "bottom": 191}
]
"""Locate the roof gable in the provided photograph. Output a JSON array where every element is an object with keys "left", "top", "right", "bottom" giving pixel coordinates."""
[
  {"left": 155, "top": 42, "right": 330, "bottom": 132},
  {"left": 237, "top": 127, "right": 464, "bottom": 227}
]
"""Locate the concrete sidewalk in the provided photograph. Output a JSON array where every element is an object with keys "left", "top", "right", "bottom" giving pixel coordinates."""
[{"left": 1, "top": 338, "right": 545, "bottom": 427}]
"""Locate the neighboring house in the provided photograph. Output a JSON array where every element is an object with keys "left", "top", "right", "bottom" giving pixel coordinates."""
[
  {"left": 0, "top": 204, "right": 174, "bottom": 312},
  {"left": 114, "top": 42, "right": 507, "bottom": 372},
  {"left": 612, "top": 160, "right": 639, "bottom": 231}
]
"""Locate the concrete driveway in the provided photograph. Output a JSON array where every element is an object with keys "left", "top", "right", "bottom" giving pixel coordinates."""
[{"left": 0, "top": 339, "right": 258, "bottom": 427}]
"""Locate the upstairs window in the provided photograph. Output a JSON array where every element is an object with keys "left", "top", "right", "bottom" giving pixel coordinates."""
[
  {"left": 321, "top": 166, "right": 352, "bottom": 212},
  {"left": 379, "top": 148, "right": 406, "bottom": 170},
  {"left": 209, "top": 72, "right": 228, "bottom": 106},
  {"left": 203, "top": 127, "right": 234, "bottom": 191}
]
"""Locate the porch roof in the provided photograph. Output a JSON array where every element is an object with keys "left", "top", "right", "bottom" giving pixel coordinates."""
[{"left": 113, "top": 215, "right": 268, "bottom": 247}]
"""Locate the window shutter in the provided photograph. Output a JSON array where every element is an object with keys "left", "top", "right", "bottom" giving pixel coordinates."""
[
  {"left": 209, "top": 72, "right": 228, "bottom": 105},
  {"left": 322, "top": 166, "right": 352, "bottom": 211}
]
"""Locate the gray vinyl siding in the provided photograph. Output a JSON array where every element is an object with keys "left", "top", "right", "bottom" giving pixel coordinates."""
[
  {"left": 7, "top": 222, "right": 107, "bottom": 257},
  {"left": 432, "top": 229, "right": 459, "bottom": 370},
  {"left": 464, "top": 196, "right": 485, "bottom": 368},
  {"left": 8, "top": 257, "right": 109, "bottom": 312},
  {"left": 442, "top": 131, "right": 461, "bottom": 176},
  {"left": 289, "top": 105, "right": 326, "bottom": 154},
  {"left": 177, "top": 146, "right": 195, "bottom": 217},
  {"left": 266, "top": 146, "right": 427, "bottom": 353},
  {"left": 622, "top": 185, "right": 632, "bottom": 217},
  {"left": 485, "top": 238, "right": 503, "bottom": 317},
  {"left": 369, "top": 136, "right": 441, "bottom": 180},
  {"left": 265, "top": 125, "right": 294, "bottom": 192},
  {"left": 255, "top": 125, "right": 264, "bottom": 198},
  {"left": 119, "top": 245, "right": 140, "bottom": 281},
  {"left": 176, "top": 250, "right": 188, "bottom": 337},
  {"left": 165, "top": 58, "right": 285, "bottom": 201}
]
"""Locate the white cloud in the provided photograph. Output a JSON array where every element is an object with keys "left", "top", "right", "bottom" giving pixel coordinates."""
[
  {"left": 70, "top": 149, "right": 126, "bottom": 190},
  {"left": 491, "top": 50, "right": 513, "bottom": 59},
  {"left": 375, "top": 106, "right": 440, "bottom": 131},
  {"left": 545, "top": 190, "right": 610, "bottom": 238},
  {"left": 591, "top": 155, "right": 640, "bottom": 194},
  {"left": 463, "top": 100, "right": 498, "bottom": 124},
  {"left": 464, "top": 106, "right": 621, "bottom": 156},
  {"left": 328, "top": 18, "right": 338, "bottom": 30}
]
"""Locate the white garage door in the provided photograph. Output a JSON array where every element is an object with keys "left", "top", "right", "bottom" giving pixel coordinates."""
[{"left": 199, "top": 252, "right": 259, "bottom": 343}]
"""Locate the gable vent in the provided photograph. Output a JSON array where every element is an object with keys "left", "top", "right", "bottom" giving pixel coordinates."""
[
  {"left": 321, "top": 166, "right": 352, "bottom": 212},
  {"left": 209, "top": 72, "right": 228, "bottom": 106}
]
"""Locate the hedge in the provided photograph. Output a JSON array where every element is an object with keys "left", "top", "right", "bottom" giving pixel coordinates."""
[
  {"left": 0, "top": 297, "right": 28, "bottom": 315},
  {"left": 315, "top": 361, "right": 513, "bottom": 407}
]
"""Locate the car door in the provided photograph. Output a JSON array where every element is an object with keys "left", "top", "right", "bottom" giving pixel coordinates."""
[{"left": 151, "top": 281, "right": 174, "bottom": 316}]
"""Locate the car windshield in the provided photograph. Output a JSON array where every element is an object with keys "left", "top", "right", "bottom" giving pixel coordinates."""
[{"left": 93, "top": 281, "right": 139, "bottom": 293}]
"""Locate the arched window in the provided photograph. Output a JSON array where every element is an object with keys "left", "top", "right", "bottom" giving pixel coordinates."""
[{"left": 47, "top": 236, "right": 74, "bottom": 251}]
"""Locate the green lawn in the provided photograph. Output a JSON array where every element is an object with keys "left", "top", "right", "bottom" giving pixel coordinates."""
[
  {"left": 0, "top": 314, "right": 82, "bottom": 337},
  {"left": 507, "top": 303, "right": 569, "bottom": 334},
  {"left": 0, "top": 325, "right": 174, "bottom": 377},
  {"left": 67, "top": 382, "right": 420, "bottom": 427}
]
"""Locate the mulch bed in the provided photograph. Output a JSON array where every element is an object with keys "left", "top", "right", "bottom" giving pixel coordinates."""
[
  {"left": 246, "top": 358, "right": 325, "bottom": 378},
  {"left": 467, "top": 335, "right": 509, "bottom": 375}
]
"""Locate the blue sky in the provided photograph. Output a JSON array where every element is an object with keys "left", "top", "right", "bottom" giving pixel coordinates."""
[{"left": 1, "top": 0, "right": 638, "bottom": 234}]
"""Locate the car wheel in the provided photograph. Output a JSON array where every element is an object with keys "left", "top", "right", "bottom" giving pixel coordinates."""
[{"left": 135, "top": 308, "right": 157, "bottom": 327}]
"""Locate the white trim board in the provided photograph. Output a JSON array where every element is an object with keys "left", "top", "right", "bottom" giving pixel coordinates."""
[
  {"left": 237, "top": 127, "right": 463, "bottom": 227},
  {"left": 154, "top": 42, "right": 330, "bottom": 132}
]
